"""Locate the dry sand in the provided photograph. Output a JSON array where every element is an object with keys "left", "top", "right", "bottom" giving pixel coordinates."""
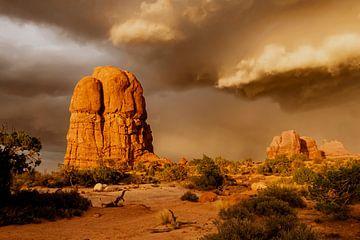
[
  {"left": 1, "top": 183, "right": 360, "bottom": 240},
  {"left": 0, "top": 184, "right": 218, "bottom": 240}
]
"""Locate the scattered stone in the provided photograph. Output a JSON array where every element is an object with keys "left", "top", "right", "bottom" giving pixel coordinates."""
[
  {"left": 93, "top": 183, "right": 107, "bottom": 192},
  {"left": 93, "top": 213, "right": 102, "bottom": 218},
  {"left": 250, "top": 182, "right": 267, "bottom": 191}
]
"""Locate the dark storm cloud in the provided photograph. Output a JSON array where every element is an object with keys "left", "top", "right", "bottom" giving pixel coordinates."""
[
  {"left": 0, "top": 0, "right": 141, "bottom": 40},
  {"left": 2, "top": 0, "right": 360, "bottom": 169},
  {"left": 223, "top": 63, "right": 360, "bottom": 111},
  {"left": 0, "top": 0, "right": 338, "bottom": 95},
  {"left": 0, "top": 92, "right": 69, "bottom": 152}
]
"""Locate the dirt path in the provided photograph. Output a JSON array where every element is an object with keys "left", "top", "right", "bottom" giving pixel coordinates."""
[{"left": 0, "top": 184, "right": 218, "bottom": 240}]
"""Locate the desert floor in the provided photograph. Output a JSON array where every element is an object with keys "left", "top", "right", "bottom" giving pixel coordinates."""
[{"left": 0, "top": 183, "right": 360, "bottom": 240}]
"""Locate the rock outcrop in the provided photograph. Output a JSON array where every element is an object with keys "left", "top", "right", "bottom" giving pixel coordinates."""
[
  {"left": 266, "top": 130, "right": 322, "bottom": 160},
  {"left": 319, "top": 140, "right": 353, "bottom": 158},
  {"left": 64, "top": 66, "right": 158, "bottom": 169},
  {"left": 300, "top": 136, "right": 323, "bottom": 159}
]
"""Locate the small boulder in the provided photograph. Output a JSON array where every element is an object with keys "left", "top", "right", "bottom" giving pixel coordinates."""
[
  {"left": 93, "top": 183, "right": 107, "bottom": 192},
  {"left": 251, "top": 182, "right": 267, "bottom": 191}
]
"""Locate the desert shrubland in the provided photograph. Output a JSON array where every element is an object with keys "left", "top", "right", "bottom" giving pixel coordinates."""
[{"left": 202, "top": 185, "right": 316, "bottom": 240}]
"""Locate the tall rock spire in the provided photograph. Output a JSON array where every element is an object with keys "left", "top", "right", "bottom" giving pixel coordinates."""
[{"left": 64, "top": 66, "right": 155, "bottom": 169}]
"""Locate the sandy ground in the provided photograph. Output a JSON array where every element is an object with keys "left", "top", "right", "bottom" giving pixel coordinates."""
[
  {"left": 0, "top": 184, "right": 219, "bottom": 240},
  {"left": 1, "top": 183, "right": 360, "bottom": 240}
]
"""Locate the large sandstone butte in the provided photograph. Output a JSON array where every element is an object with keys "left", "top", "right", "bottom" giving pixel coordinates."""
[
  {"left": 64, "top": 66, "right": 159, "bottom": 169},
  {"left": 266, "top": 130, "right": 322, "bottom": 160}
]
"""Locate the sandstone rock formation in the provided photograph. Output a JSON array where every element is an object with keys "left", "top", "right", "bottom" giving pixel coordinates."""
[
  {"left": 319, "top": 140, "right": 353, "bottom": 158},
  {"left": 64, "top": 66, "right": 158, "bottom": 169},
  {"left": 300, "top": 136, "right": 323, "bottom": 159},
  {"left": 266, "top": 130, "right": 322, "bottom": 160}
]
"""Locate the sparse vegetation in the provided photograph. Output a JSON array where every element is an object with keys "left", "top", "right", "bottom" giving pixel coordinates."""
[
  {"left": 309, "top": 162, "right": 360, "bottom": 219},
  {"left": 257, "top": 185, "right": 306, "bottom": 208},
  {"left": 14, "top": 166, "right": 128, "bottom": 188},
  {"left": 257, "top": 154, "right": 308, "bottom": 176},
  {"left": 0, "top": 129, "right": 41, "bottom": 204},
  {"left": 0, "top": 190, "right": 91, "bottom": 226},
  {"left": 202, "top": 185, "right": 316, "bottom": 240},
  {"left": 160, "top": 163, "right": 188, "bottom": 181},
  {"left": 189, "top": 155, "right": 224, "bottom": 190},
  {"left": 0, "top": 129, "right": 92, "bottom": 226},
  {"left": 180, "top": 191, "right": 199, "bottom": 202},
  {"left": 293, "top": 167, "right": 317, "bottom": 185}
]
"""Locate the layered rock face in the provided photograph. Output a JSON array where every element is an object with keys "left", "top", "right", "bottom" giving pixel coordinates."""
[
  {"left": 266, "top": 130, "right": 322, "bottom": 159},
  {"left": 64, "top": 66, "right": 156, "bottom": 169}
]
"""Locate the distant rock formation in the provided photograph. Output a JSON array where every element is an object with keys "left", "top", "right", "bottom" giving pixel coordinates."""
[
  {"left": 319, "top": 140, "right": 353, "bottom": 158},
  {"left": 266, "top": 130, "right": 322, "bottom": 159},
  {"left": 64, "top": 66, "right": 160, "bottom": 169}
]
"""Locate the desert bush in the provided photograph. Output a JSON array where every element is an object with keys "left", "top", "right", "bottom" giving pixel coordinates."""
[
  {"left": 63, "top": 166, "right": 126, "bottom": 187},
  {"left": 309, "top": 162, "right": 360, "bottom": 219},
  {"left": 293, "top": 167, "right": 317, "bottom": 185},
  {"left": 219, "top": 202, "right": 253, "bottom": 220},
  {"left": 258, "top": 154, "right": 308, "bottom": 176},
  {"left": 161, "top": 164, "right": 188, "bottom": 181},
  {"left": 202, "top": 184, "right": 316, "bottom": 240},
  {"left": 16, "top": 166, "right": 129, "bottom": 188},
  {"left": 243, "top": 197, "right": 295, "bottom": 217},
  {"left": 257, "top": 185, "right": 306, "bottom": 208},
  {"left": 257, "top": 155, "right": 293, "bottom": 176},
  {"left": 201, "top": 218, "right": 267, "bottom": 240},
  {"left": 189, "top": 155, "right": 224, "bottom": 190},
  {"left": 133, "top": 161, "right": 146, "bottom": 172},
  {"left": 273, "top": 223, "right": 317, "bottom": 240},
  {"left": 180, "top": 191, "right": 199, "bottom": 202},
  {"left": 0, "top": 190, "right": 91, "bottom": 226},
  {"left": 203, "top": 204, "right": 315, "bottom": 240}
]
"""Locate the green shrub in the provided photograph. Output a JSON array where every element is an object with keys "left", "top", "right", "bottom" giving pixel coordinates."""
[
  {"left": 203, "top": 209, "right": 315, "bottom": 240},
  {"left": 219, "top": 202, "right": 252, "bottom": 220},
  {"left": 201, "top": 218, "right": 267, "bottom": 240},
  {"left": 274, "top": 223, "right": 317, "bottom": 240},
  {"left": 161, "top": 164, "right": 188, "bottom": 181},
  {"left": 309, "top": 162, "right": 360, "bottom": 219},
  {"left": 264, "top": 215, "right": 300, "bottom": 236},
  {"left": 63, "top": 166, "right": 126, "bottom": 187},
  {"left": 243, "top": 197, "right": 295, "bottom": 217},
  {"left": 189, "top": 155, "right": 224, "bottom": 190},
  {"left": 258, "top": 154, "right": 308, "bottom": 176},
  {"left": 258, "top": 185, "right": 306, "bottom": 208},
  {"left": 0, "top": 190, "right": 91, "bottom": 226},
  {"left": 293, "top": 167, "right": 317, "bottom": 185},
  {"left": 202, "top": 183, "right": 316, "bottom": 240},
  {"left": 180, "top": 191, "right": 199, "bottom": 202},
  {"left": 258, "top": 155, "right": 293, "bottom": 176}
]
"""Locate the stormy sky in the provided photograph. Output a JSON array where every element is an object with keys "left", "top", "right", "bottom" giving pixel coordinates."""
[{"left": 1, "top": 0, "right": 360, "bottom": 170}]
